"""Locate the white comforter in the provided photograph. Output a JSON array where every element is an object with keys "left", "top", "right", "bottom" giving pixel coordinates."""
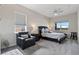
[{"left": 42, "top": 32, "right": 65, "bottom": 41}]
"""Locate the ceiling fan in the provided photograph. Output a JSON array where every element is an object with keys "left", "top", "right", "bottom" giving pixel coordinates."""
[{"left": 53, "top": 9, "right": 64, "bottom": 16}]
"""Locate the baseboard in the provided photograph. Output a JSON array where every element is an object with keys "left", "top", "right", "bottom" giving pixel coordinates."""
[{"left": 1, "top": 42, "right": 16, "bottom": 49}]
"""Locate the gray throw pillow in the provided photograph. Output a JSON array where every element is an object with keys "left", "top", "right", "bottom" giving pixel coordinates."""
[{"left": 21, "top": 35, "right": 28, "bottom": 38}]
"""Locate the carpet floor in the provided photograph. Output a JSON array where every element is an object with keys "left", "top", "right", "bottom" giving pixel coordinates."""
[{"left": 1, "top": 39, "right": 79, "bottom": 55}]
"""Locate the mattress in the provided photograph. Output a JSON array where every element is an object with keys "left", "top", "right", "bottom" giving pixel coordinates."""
[
  {"left": 2, "top": 49, "right": 23, "bottom": 55},
  {"left": 42, "top": 32, "right": 65, "bottom": 41}
]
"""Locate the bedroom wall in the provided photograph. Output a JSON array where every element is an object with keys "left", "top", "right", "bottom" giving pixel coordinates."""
[
  {"left": 0, "top": 6, "right": 1, "bottom": 54},
  {"left": 0, "top": 5, "right": 16, "bottom": 48},
  {"left": 0, "top": 4, "right": 49, "bottom": 48},
  {"left": 15, "top": 5, "right": 49, "bottom": 34},
  {"left": 50, "top": 13, "right": 78, "bottom": 37},
  {"left": 77, "top": 10, "right": 79, "bottom": 42}
]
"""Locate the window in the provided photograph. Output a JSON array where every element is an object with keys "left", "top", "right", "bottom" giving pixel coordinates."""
[
  {"left": 15, "top": 13, "right": 27, "bottom": 33},
  {"left": 55, "top": 21, "right": 69, "bottom": 30}
]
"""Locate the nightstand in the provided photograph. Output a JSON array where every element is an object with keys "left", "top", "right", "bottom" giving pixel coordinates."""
[{"left": 31, "top": 34, "right": 40, "bottom": 41}]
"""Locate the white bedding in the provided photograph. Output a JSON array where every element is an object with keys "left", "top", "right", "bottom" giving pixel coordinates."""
[
  {"left": 2, "top": 49, "right": 23, "bottom": 55},
  {"left": 42, "top": 32, "right": 65, "bottom": 41}
]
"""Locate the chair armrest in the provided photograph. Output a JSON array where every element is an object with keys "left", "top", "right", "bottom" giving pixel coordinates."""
[
  {"left": 30, "top": 36, "right": 35, "bottom": 38},
  {"left": 25, "top": 38, "right": 31, "bottom": 41},
  {"left": 25, "top": 38, "right": 34, "bottom": 41},
  {"left": 25, "top": 36, "right": 35, "bottom": 41}
]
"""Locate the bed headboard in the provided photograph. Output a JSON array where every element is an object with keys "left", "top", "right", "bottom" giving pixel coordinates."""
[{"left": 38, "top": 26, "right": 48, "bottom": 37}]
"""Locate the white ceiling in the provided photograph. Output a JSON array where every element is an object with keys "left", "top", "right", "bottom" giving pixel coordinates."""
[{"left": 21, "top": 4, "right": 79, "bottom": 18}]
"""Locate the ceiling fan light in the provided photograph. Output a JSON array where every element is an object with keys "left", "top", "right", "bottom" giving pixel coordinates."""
[{"left": 53, "top": 9, "right": 63, "bottom": 16}]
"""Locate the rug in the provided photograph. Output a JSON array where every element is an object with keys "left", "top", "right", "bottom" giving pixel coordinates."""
[{"left": 2, "top": 49, "right": 23, "bottom": 55}]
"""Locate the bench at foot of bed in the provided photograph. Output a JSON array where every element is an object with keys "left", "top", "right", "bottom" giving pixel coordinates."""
[{"left": 42, "top": 36, "right": 66, "bottom": 44}]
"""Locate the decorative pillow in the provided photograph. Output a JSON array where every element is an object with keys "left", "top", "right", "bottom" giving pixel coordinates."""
[
  {"left": 44, "top": 28, "right": 49, "bottom": 33},
  {"left": 21, "top": 34, "right": 28, "bottom": 38},
  {"left": 18, "top": 37, "right": 24, "bottom": 40},
  {"left": 28, "top": 32, "right": 31, "bottom": 38}
]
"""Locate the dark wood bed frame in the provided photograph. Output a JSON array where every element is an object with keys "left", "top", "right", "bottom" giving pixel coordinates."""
[{"left": 38, "top": 26, "right": 66, "bottom": 44}]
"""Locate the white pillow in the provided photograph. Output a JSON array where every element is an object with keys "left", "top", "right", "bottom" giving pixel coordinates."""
[
  {"left": 18, "top": 37, "right": 24, "bottom": 40},
  {"left": 44, "top": 28, "right": 49, "bottom": 33},
  {"left": 42, "top": 28, "right": 45, "bottom": 33}
]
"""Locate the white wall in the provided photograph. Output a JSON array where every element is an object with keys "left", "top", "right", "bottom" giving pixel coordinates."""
[
  {"left": 0, "top": 34, "right": 1, "bottom": 54},
  {"left": 15, "top": 5, "right": 49, "bottom": 34},
  {"left": 50, "top": 13, "right": 78, "bottom": 35},
  {"left": 0, "top": 6, "right": 1, "bottom": 54},
  {"left": 77, "top": 10, "right": 79, "bottom": 42},
  {"left": 0, "top": 5, "right": 49, "bottom": 48},
  {"left": 0, "top": 5, "right": 16, "bottom": 48}
]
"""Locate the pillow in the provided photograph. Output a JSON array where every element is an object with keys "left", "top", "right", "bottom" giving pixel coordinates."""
[
  {"left": 44, "top": 28, "right": 49, "bottom": 33},
  {"left": 42, "top": 28, "right": 45, "bottom": 33},
  {"left": 18, "top": 37, "right": 24, "bottom": 40},
  {"left": 21, "top": 34, "right": 28, "bottom": 38},
  {"left": 28, "top": 32, "right": 31, "bottom": 38}
]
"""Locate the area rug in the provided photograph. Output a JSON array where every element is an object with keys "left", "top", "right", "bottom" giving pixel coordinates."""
[{"left": 2, "top": 49, "right": 23, "bottom": 55}]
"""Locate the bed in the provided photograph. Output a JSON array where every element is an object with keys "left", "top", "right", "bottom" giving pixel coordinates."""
[{"left": 38, "top": 26, "right": 66, "bottom": 43}]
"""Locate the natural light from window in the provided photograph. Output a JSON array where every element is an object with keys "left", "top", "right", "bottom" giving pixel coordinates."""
[{"left": 56, "top": 21, "right": 69, "bottom": 29}]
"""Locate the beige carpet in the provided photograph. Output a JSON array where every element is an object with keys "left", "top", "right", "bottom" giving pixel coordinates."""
[
  {"left": 2, "top": 39, "right": 79, "bottom": 55},
  {"left": 23, "top": 39, "right": 79, "bottom": 55}
]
